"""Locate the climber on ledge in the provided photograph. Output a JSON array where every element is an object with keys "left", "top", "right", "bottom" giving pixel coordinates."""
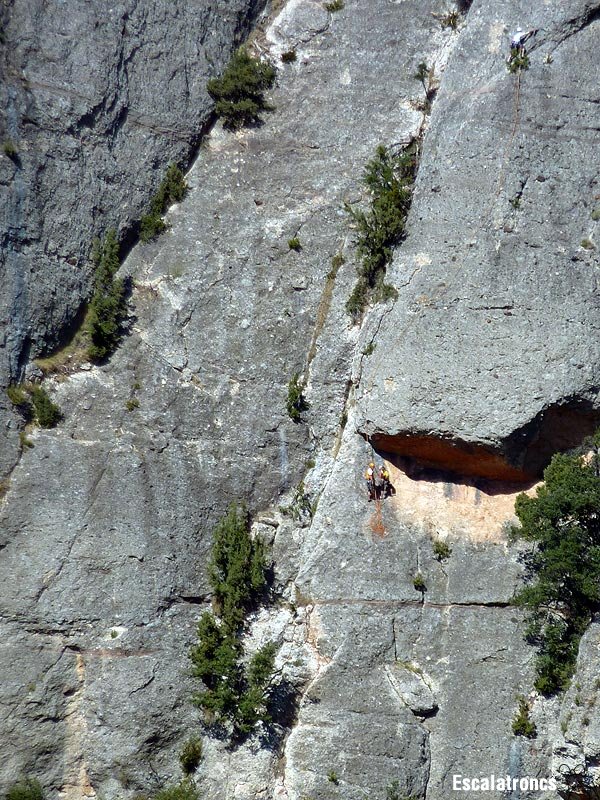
[
  {"left": 379, "top": 465, "right": 391, "bottom": 499},
  {"left": 365, "top": 461, "right": 376, "bottom": 501}
]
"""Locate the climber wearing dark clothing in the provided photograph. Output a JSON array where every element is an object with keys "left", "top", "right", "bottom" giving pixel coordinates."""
[
  {"left": 379, "top": 466, "right": 391, "bottom": 499},
  {"left": 365, "top": 462, "right": 376, "bottom": 501}
]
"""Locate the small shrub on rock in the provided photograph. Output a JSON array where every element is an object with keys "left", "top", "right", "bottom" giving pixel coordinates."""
[
  {"left": 281, "top": 50, "right": 297, "bottom": 63},
  {"left": 140, "top": 214, "right": 166, "bottom": 243},
  {"left": 7, "top": 384, "right": 33, "bottom": 418},
  {"left": 7, "top": 384, "right": 61, "bottom": 428},
  {"left": 179, "top": 736, "right": 203, "bottom": 774},
  {"left": 6, "top": 778, "right": 44, "bottom": 800},
  {"left": 413, "top": 573, "right": 426, "bottom": 592},
  {"left": 282, "top": 480, "right": 313, "bottom": 522},
  {"left": 288, "top": 237, "right": 301, "bottom": 251},
  {"left": 207, "top": 48, "right": 276, "bottom": 130},
  {"left": 3, "top": 140, "right": 18, "bottom": 159},
  {"left": 385, "top": 779, "right": 418, "bottom": 800},
  {"left": 140, "top": 164, "right": 188, "bottom": 243},
  {"left": 432, "top": 539, "right": 452, "bottom": 561},
  {"left": 286, "top": 373, "right": 309, "bottom": 422},
  {"left": 511, "top": 695, "right": 537, "bottom": 738},
  {"left": 439, "top": 10, "right": 460, "bottom": 29},
  {"left": 154, "top": 780, "right": 199, "bottom": 800},
  {"left": 87, "top": 229, "right": 127, "bottom": 362},
  {"left": 325, "top": 0, "right": 344, "bottom": 10},
  {"left": 413, "top": 61, "right": 437, "bottom": 114},
  {"left": 30, "top": 386, "right": 62, "bottom": 428}
]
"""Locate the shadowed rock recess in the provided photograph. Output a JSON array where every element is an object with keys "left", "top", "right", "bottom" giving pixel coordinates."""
[{"left": 1, "top": 1, "right": 600, "bottom": 800}]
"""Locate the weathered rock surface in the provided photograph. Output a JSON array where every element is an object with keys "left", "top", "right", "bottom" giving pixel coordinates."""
[
  {"left": 356, "top": 0, "right": 600, "bottom": 482},
  {"left": 550, "top": 626, "right": 600, "bottom": 799},
  {"left": 0, "top": 0, "right": 441, "bottom": 795},
  {"left": 283, "top": 423, "right": 546, "bottom": 799},
  {"left": 0, "top": 0, "right": 265, "bottom": 473},
  {"left": 277, "top": 2, "right": 600, "bottom": 798},
  {"left": 2, "top": 0, "right": 600, "bottom": 799}
]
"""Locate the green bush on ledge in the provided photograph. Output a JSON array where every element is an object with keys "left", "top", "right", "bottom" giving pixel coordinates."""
[{"left": 207, "top": 48, "right": 276, "bottom": 130}]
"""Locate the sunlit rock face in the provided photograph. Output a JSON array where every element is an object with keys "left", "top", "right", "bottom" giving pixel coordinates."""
[
  {"left": 0, "top": 0, "right": 265, "bottom": 472},
  {"left": 356, "top": 0, "right": 600, "bottom": 483},
  {"left": 2, "top": 0, "right": 600, "bottom": 799}
]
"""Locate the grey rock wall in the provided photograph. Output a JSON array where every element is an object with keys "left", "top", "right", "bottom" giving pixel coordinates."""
[
  {"left": 2, "top": 1, "right": 600, "bottom": 799},
  {"left": 0, "top": 0, "right": 265, "bottom": 473},
  {"left": 356, "top": 0, "right": 600, "bottom": 482},
  {"left": 0, "top": 0, "right": 443, "bottom": 795},
  {"left": 282, "top": 423, "right": 549, "bottom": 800}
]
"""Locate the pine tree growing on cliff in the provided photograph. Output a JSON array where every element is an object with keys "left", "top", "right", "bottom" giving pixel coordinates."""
[
  {"left": 190, "top": 504, "right": 277, "bottom": 738},
  {"left": 345, "top": 141, "right": 418, "bottom": 322},
  {"left": 87, "top": 229, "right": 127, "bottom": 362},
  {"left": 234, "top": 642, "right": 278, "bottom": 734},
  {"left": 511, "top": 448, "right": 600, "bottom": 695},
  {"left": 208, "top": 503, "right": 268, "bottom": 631},
  {"left": 207, "top": 48, "right": 276, "bottom": 130},
  {"left": 190, "top": 612, "right": 240, "bottom": 719}
]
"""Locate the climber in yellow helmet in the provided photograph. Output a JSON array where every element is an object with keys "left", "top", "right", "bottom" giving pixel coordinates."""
[
  {"left": 379, "top": 465, "right": 391, "bottom": 499},
  {"left": 365, "top": 461, "right": 376, "bottom": 501}
]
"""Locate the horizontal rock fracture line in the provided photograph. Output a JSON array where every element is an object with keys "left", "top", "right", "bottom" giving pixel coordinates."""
[{"left": 301, "top": 598, "right": 512, "bottom": 609}]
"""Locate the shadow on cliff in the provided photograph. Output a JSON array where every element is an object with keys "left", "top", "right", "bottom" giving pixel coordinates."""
[
  {"left": 378, "top": 452, "right": 536, "bottom": 497},
  {"left": 200, "top": 678, "right": 300, "bottom": 753},
  {"left": 364, "top": 395, "right": 600, "bottom": 494},
  {"left": 258, "top": 678, "right": 301, "bottom": 752}
]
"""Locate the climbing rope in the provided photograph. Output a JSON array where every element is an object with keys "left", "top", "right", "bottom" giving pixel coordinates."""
[
  {"left": 369, "top": 436, "right": 375, "bottom": 463},
  {"left": 489, "top": 65, "right": 523, "bottom": 217},
  {"left": 369, "top": 498, "right": 386, "bottom": 538},
  {"left": 365, "top": 433, "right": 387, "bottom": 536}
]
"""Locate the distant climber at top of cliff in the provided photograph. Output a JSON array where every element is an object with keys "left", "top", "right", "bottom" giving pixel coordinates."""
[{"left": 509, "top": 28, "right": 537, "bottom": 56}]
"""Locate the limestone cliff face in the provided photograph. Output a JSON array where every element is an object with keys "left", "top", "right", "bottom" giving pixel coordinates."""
[
  {"left": 356, "top": 0, "right": 600, "bottom": 482},
  {"left": 1, "top": 1, "right": 600, "bottom": 800},
  {"left": 0, "top": 0, "right": 264, "bottom": 473}
]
